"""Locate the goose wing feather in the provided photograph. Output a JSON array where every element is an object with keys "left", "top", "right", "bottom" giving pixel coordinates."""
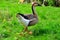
[
  {"left": 17, "top": 13, "right": 36, "bottom": 20},
  {"left": 24, "top": 14, "right": 35, "bottom": 20}
]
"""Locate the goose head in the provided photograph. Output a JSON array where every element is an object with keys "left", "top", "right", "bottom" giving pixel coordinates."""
[{"left": 32, "top": 2, "right": 41, "bottom": 6}]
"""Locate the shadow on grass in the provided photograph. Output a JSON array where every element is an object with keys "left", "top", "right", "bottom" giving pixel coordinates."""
[{"left": 32, "top": 29, "right": 57, "bottom": 36}]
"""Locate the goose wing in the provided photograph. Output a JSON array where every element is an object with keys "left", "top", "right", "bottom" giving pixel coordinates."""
[
  {"left": 24, "top": 14, "right": 35, "bottom": 20},
  {"left": 17, "top": 13, "right": 35, "bottom": 20},
  {"left": 17, "top": 13, "right": 29, "bottom": 19},
  {"left": 24, "top": 14, "right": 38, "bottom": 26}
]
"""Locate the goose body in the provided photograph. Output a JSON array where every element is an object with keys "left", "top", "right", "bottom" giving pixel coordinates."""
[{"left": 17, "top": 13, "right": 38, "bottom": 26}]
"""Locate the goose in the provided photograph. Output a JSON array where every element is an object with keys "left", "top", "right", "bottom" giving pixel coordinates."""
[{"left": 16, "top": 2, "right": 41, "bottom": 35}]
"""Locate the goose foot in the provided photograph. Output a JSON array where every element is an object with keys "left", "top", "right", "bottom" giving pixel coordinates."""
[
  {"left": 28, "top": 31, "right": 33, "bottom": 35},
  {"left": 19, "top": 32, "right": 25, "bottom": 36}
]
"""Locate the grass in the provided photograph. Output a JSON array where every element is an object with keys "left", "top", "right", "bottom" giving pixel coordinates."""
[{"left": 0, "top": 1, "right": 60, "bottom": 40}]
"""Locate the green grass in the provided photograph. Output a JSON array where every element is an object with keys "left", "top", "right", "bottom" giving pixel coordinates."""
[{"left": 0, "top": 1, "right": 60, "bottom": 40}]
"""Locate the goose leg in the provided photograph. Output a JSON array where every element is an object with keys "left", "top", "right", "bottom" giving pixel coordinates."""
[
  {"left": 24, "top": 27, "right": 33, "bottom": 35},
  {"left": 20, "top": 27, "right": 28, "bottom": 36},
  {"left": 19, "top": 27, "right": 28, "bottom": 36},
  {"left": 23, "top": 27, "right": 28, "bottom": 32}
]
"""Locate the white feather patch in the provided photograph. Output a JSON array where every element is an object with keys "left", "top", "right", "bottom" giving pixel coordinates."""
[{"left": 19, "top": 15, "right": 30, "bottom": 26}]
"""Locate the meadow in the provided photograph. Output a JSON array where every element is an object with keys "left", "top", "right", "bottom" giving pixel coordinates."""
[{"left": 0, "top": 1, "right": 60, "bottom": 40}]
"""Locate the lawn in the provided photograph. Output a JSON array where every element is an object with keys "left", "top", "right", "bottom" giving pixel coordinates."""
[{"left": 0, "top": 1, "right": 60, "bottom": 40}]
